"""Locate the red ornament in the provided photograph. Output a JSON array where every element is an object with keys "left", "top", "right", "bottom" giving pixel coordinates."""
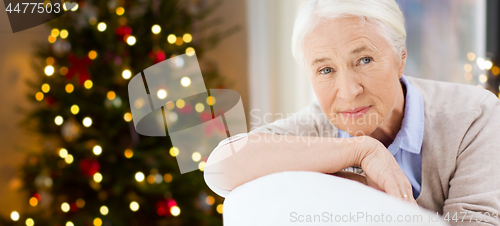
[
  {"left": 156, "top": 51, "right": 166, "bottom": 63},
  {"left": 177, "top": 103, "right": 193, "bottom": 114},
  {"left": 33, "top": 193, "right": 41, "bottom": 201},
  {"left": 167, "top": 199, "right": 177, "bottom": 208},
  {"left": 115, "top": 26, "right": 132, "bottom": 41},
  {"left": 148, "top": 49, "right": 166, "bottom": 64},
  {"left": 45, "top": 96, "right": 56, "bottom": 106},
  {"left": 70, "top": 202, "right": 78, "bottom": 212},
  {"left": 156, "top": 199, "right": 172, "bottom": 217},
  {"left": 67, "top": 54, "right": 92, "bottom": 85},
  {"left": 205, "top": 119, "right": 226, "bottom": 136},
  {"left": 200, "top": 112, "right": 212, "bottom": 122},
  {"left": 79, "top": 159, "right": 100, "bottom": 177}
]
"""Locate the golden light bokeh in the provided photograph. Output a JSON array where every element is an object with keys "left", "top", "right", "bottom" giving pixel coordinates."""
[
  {"left": 46, "top": 57, "right": 55, "bottom": 65},
  {"left": 65, "top": 84, "right": 74, "bottom": 93},
  {"left": 169, "top": 147, "right": 179, "bottom": 157},
  {"left": 29, "top": 197, "right": 38, "bottom": 206},
  {"left": 116, "top": 7, "right": 125, "bottom": 16},
  {"left": 176, "top": 99, "right": 185, "bottom": 109},
  {"left": 124, "top": 113, "right": 133, "bottom": 122},
  {"left": 127, "top": 36, "right": 136, "bottom": 46},
  {"left": 84, "top": 80, "right": 93, "bottom": 89},
  {"left": 107, "top": 91, "right": 116, "bottom": 100},
  {"left": 61, "top": 202, "right": 70, "bottom": 212},
  {"left": 65, "top": 154, "right": 74, "bottom": 164},
  {"left": 26, "top": 218, "right": 34, "bottom": 226},
  {"left": 59, "top": 148, "right": 68, "bottom": 158},
  {"left": 195, "top": 103, "right": 205, "bottom": 113},
  {"left": 100, "top": 206, "right": 109, "bottom": 215},
  {"left": 60, "top": 29, "right": 68, "bottom": 39},
  {"left": 130, "top": 201, "right": 139, "bottom": 211},
  {"left": 492, "top": 66, "right": 500, "bottom": 76},
  {"left": 191, "top": 152, "right": 201, "bottom": 162},
  {"left": 167, "top": 34, "right": 177, "bottom": 44},
  {"left": 60, "top": 66, "right": 68, "bottom": 75},
  {"left": 216, "top": 204, "right": 223, "bottom": 214},
  {"left": 94, "top": 218, "right": 103, "bottom": 226},
  {"left": 55, "top": 116, "right": 64, "bottom": 126},
  {"left": 10, "top": 211, "right": 19, "bottom": 221},
  {"left": 183, "top": 33, "right": 193, "bottom": 43},
  {"left": 198, "top": 161, "right": 206, "bottom": 171},
  {"left": 157, "top": 89, "right": 167, "bottom": 99},
  {"left": 45, "top": 65, "right": 55, "bottom": 76},
  {"left": 166, "top": 101, "right": 175, "bottom": 110},
  {"left": 206, "top": 96, "right": 216, "bottom": 105},
  {"left": 124, "top": 149, "right": 133, "bottom": 158},
  {"left": 186, "top": 47, "right": 195, "bottom": 57},
  {"left": 89, "top": 17, "right": 97, "bottom": 25},
  {"left": 93, "top": 172, "right": 103, "bottom": 183},
  {"left": 93, "top": 145, "right": 102, "bottom": 156},
  {"left": 48, "top": 35, "right": 56, "bottom": 43},
  {"left": 464, "top": 63, "right": 472, "bottom": 72},
  {"left": 147, "top": 175, "right": 155, "bottom": 184},
  {"left": 152, "top": 25, "right": 161, "bottom": 34},
  {"left": 164, "top": 173, "right": 172, "bottom": 183},
  {"left": 51, "top": 29, "right": 60, "bottom": 37},
  {"left": 479, "top": 74, "right": 488, "bottom": 83},
  {"left": 467, "top": 52, "right": 476, "bottom": 61},
  {"left": 135, "top": 172, "right": 145, "bottom": 182},
  {"left": 97, "top": 22, "right": 107, "bottom": 32},
  {"left": 180, "top": 77, "right": 191, "bottom": 87},
  {"left": 175, "top": 37, "right": 183, "bottom": 46},
  {"left": 83, "top": 117, "right": 93, "bottom": 127},
  {"left": 88, "top": 50, "right": 98, "bottom": 60},
  {"left": 205, "top": 196, "right": 215, "bottom": 205},
  {"left": 122, "top": 69, "right": 132, "bottom": 79},
  {"left": 70, "top": 105, "right": 79, "bottom": 115},
  {"left": 170, "top": 206, "right": 180, "bottom": 216},
  {"left": 36, "top": 92, "right": 44, "bottom": 101},
  {"left": 76, "top": 198, "right": 85, "bottom": 208},
  {"left": 42, "top": 83, "right": 50, "bottom": 93}
]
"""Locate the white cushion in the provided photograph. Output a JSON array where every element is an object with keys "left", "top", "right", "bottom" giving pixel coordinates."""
[{"left": 222, "top": 171, "right": 449, "bottom": 226}]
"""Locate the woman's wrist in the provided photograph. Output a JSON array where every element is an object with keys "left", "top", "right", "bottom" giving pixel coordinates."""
[{"left": 351, "top": 136, "right": 381, "bottom": 168}]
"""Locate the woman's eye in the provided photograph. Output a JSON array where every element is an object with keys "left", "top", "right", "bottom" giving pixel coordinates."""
[
  {"left": 320, "top": 68, "right": 333, "bottom": 75},
  {"left": 359, "top": 57, "right": 372, "bottom": 65}
]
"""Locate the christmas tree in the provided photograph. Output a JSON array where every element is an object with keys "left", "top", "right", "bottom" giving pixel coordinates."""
[{"left": 4, "top": 0, "right": 238, "bottom": 225}]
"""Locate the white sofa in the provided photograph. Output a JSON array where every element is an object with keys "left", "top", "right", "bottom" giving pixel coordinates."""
[{"left": 222, "top": 171, "right": 449, "bottom": 226}]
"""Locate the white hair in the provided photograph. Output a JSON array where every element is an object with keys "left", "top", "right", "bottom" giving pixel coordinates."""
[{"left": 291, "top": 0, "right": 407, "bottom": 66}]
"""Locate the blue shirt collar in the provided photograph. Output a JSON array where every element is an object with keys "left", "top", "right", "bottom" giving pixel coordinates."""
[{"left": 338, "top": 74, "right": 425, "bottom": 155}]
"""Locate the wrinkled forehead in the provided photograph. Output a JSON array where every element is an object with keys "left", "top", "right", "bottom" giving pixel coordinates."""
[{"left": 303, "top": 16, "right": 391, "bottom": 64}]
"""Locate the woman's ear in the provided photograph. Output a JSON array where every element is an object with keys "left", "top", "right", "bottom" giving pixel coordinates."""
[{"left": 398, "top": 49, "right": 407, "bottom": 79}]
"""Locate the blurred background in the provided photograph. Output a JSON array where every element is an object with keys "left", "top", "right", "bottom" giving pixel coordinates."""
[{"left": 0, "top": 0, "right": 499, "bottom": 225}]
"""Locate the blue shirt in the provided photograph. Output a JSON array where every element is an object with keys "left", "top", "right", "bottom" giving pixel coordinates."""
[{"left": 337, "top": 75, "right": 424, "bottom": 200}]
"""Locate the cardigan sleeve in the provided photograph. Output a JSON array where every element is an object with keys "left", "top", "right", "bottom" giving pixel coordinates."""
[{"left": 443, "top": 92, "right": 500, "bottom": 225}]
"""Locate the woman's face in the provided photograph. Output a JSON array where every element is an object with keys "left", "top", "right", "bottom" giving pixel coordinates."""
[{"left": 303, "top": 16, "right": 406, "bottom": 136}]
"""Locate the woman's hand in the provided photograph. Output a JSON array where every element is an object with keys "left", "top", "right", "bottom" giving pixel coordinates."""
[{"left": 355, "top": 136, "right": 417, "bottom": 205}]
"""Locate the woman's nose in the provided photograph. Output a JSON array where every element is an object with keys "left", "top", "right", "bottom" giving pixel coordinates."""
[{"left": 336, "top": 73, "right": 363, "bottom": 101}]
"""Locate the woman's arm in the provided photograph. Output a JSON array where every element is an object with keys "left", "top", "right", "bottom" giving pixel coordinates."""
[{"left": 204, "top": 132, "right": 415, "bottom": 204}]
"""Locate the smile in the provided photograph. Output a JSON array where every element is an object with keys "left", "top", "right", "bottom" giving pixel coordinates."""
[{"left": 340, "top": 106, "right": 371, "bottom": 118}]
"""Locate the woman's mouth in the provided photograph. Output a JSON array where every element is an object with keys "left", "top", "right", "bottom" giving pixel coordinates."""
[{"left": 340, "top": 106, "right": 371, "bottom": 118}]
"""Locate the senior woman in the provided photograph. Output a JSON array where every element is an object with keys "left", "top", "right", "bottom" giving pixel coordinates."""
[{"left": 204, "top": 0, "right": 500, "bottom": 224}]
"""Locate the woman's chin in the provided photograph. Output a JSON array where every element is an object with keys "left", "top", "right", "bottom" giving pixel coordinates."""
[{"left": 337, "top": 125, "right": 377, "bottom": 137}]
